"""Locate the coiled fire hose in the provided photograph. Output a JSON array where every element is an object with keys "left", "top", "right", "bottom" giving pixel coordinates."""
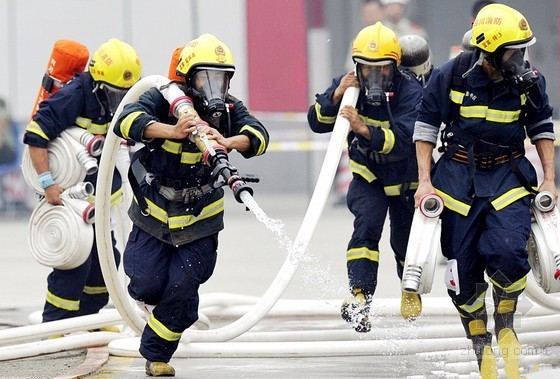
[
  {"left": 21, "top": 126, "right": 100, "bottom": 193},
  {"left": 28, "top": 182, "right": 95, "bottom": 270}
]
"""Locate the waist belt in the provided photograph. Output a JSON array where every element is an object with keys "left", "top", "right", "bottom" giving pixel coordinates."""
[
  {"left": 449, "top": 147, "right": 523, "bottom": 170},
  {"left": 146, "top": 173, "right": 210, "bottom": 203}
]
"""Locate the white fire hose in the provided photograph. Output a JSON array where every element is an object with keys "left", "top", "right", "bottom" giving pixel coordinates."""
[
  {"left": 21, "top": 126, "right": 99, "bottom": 194},
  {"left": 28, "top": 182, "right": 95, "bottom": 270},
  {"left": 401, "top": 193, "right": 443, "bottom": 294}
]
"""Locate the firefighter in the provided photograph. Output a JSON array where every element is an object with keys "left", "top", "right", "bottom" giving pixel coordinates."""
[
  {"left": 23, "top": 38, "right": 142, "bottom": 322},
  {"left": 308, "top": 22, "right": 423, "bottom": 332},
  {"left": 114, "top": 34, "right": 269, "bottom": 377},
  {"left": 413, "top": 4, "right": 555, "bottom": 378}
]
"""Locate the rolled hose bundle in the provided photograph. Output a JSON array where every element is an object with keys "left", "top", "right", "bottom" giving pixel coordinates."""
[
  {"left": 63, "top": 126, "right": 105, "bottom": 157},
  {"left": 22, "top": 136, "right": 88, "bottom": 194},
  {"left": 28, "top": 185, "right": 94, "bottom": 270}
]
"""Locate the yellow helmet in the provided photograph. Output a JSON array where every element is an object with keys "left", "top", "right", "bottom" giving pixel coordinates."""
[
  {"left": 176, "top": 34, "right": 235, "bottom": 80},
  {"left": 352, "top": 22, "right": 401, "bottom": 66},
  {"left": 470, "top": 4, "right": 535, "bottom": 53},
  {"left": 89, "top": 38, "right": 142, "bottom": 89}
]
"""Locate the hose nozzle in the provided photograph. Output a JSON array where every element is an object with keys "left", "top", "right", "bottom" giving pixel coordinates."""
[
  {"left": 419, "top": 194, "right": 444, "bottom": 218},
  {"left": 534, "top": 191, "right": 556, "bottom": 213}
]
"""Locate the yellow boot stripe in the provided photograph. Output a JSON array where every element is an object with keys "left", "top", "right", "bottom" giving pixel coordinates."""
[
  {"left": 497, "top": 299, "right": 516, "bottom": 314},
  {"left": 468, "top": 319, "right": 487, "bottom": 336}
]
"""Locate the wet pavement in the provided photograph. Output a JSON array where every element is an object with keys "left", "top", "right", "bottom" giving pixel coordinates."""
[{"left": 2, "top": 194, "right": 560, "bottom": 378}]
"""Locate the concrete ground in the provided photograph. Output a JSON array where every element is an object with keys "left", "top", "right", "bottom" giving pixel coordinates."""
[{"left": 1, "top": 193, "right": 560, "bottom": 378}]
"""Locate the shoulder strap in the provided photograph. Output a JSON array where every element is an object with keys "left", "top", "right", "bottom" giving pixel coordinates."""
[
  {"left": 128, "top": 146, "right": 151, "bottom": 216},
  {"left": 451, "top": 51, "right": 474, "bottom": 92},
  {"left": 440, "top": 51, "right": 476, "bottom": 152}
]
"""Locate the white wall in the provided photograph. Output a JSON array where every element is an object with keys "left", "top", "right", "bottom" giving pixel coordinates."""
[{"left": 0, "top": 0, "right": 248, "bottom": 122}]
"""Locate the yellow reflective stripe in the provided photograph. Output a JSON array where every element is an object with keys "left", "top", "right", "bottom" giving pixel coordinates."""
[
  {"left": 459, "top": 290, "right": 487, "bottom": 314},
  {"left": 380, "top": 128, "right": 395, "bottom": 154},
  {"left": 83, "top": 286, "right": 108, "bottom": 295},
  {"left": 75, "top": 117, "right": 110, "bottom": 135},
  {"left": 486, "top": 109, "right": 520, "bottom": 123},
  {"left": 90, "top": 188, "right": 123, "bottom": 207},
  {"left": 75, "top": 117, "right": 92, "bottom": 129},
  {"left": 459, "top": 105, "right": 487, "bottom": 118},
  {"left": 520, "top": 93, "right": 527, "bottom": 106},
  {"left": 88, "top": 122, "right": 110, "bottom": 135},
  {"left": 449, "top": 90, "right": 464, "bottom": 105},
  {"left": 360, "top": 115, "right": 390, "bottom": 128},
  {"left": 459, "top": 106, "right": 520, "bottom": 123},
  {"left": 162, "top": 140, "right": 182, "bottom": 154},
  {"left": 147, "top": 313, "right": 182, "bottom": 341},
  {"left": 489, "top": 275, "right": 527, "bottom": 293},
  {"left": 135, "top": 196, "right": 224, "bottom": 228},
  {"left": 490, "top": 187, "right": 532, "bottom": 211},
  {"left": 168, "top": 198, "right": 224, "bottom": 229},
  {"left": 119, "top": 111, "right": 144, "bottom": 139},
  {"left": 181, "top": 151, "right": 203, "bottom": 164},
  {"left": 110, "top": 189, "right": 124, "bottom": 207},
  {"left": 240, "top": 125, "right": 267, "bottom": 156},
  {"left": 349, "top": 159, "right": 376, "bottom": 182},
  {"left": 137, "top": 196, "right": 168, "bottom": 222},
  {"left": 26, "top": 121, "right": 50, "bottom": 140},
  {"left": 435, "top": 189, "right": 470, "bottom": 216},
  {"left": 346, "top": 247, "right": 380, "bottom": 262},
  {"left": 314, "top": 103, "right": 336, "bottom": 124},
  {"left": 384, "top": 184, "right": 402, "bottom": 196},
  {"left": 46, "top": 290, "right": 80, "bottom": 311},
  {"left": 409, "top": 182, "right": 419, "bottom": 190}
]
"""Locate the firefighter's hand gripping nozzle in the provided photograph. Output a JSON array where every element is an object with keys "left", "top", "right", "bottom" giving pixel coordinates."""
[{"left": 170, "top": 95, "right": 256, "bottom": 203}]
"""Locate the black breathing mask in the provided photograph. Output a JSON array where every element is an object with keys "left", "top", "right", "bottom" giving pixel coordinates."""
[
  {"left": 492, "top": 48, "right": 538, "bottom": 92},
  {"left": 356, "top": 63, "right": 394, "bottom": 106},
  {"left": 190, "top": 69, "right": 230, "bottom": 118}
]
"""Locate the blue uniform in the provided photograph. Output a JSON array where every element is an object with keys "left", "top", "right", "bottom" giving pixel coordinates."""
[
  {"left": 114, "top": 87, "right": 269, "bottom": 363},
  {"left": 414, "top": 51, "right": 554, "bottom": 338},
  {"left": 308, "top": 70, "right": 423, "bottom": 296},
  {"left": 23, "top": 72, "right": 122, "bottom": 322}
]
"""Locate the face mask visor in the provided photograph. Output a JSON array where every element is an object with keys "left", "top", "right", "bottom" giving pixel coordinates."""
[
  {"left": 355, "top": 60, "right": 395, "bottom": 106},
  {"left": 98, "top": 84, "right": 128, "bottom": 116},
  {"left": 191, "top": 69, "right": 231, "bottom": 118}
]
